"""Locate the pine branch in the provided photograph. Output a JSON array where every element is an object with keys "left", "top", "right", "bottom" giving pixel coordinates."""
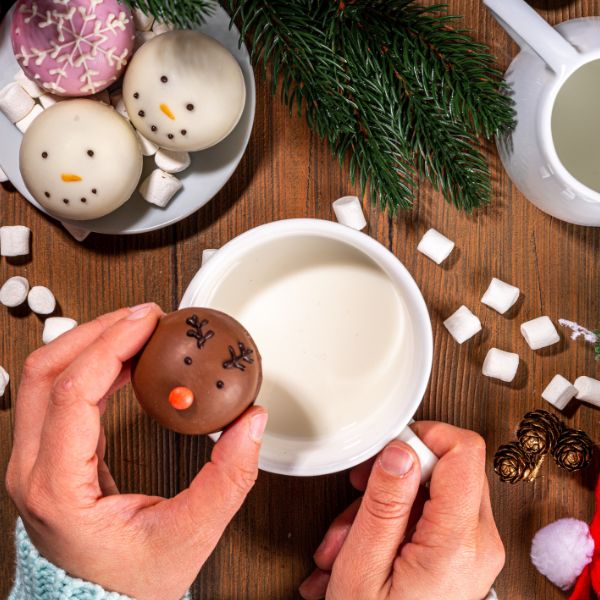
[
  {"left": 119, "top": 0, "right": 215, "bottom": 28},
  {"left": 228, "top": 0, "right": 514, "bottom": 211},
  {"left": 595, "top": 330, "right": 600, "bottom": 360}
]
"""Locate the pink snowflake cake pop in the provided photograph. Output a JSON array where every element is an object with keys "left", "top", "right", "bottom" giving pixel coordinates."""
[{"left": 11, "top": 0, "right": 135, "bottom": 97}]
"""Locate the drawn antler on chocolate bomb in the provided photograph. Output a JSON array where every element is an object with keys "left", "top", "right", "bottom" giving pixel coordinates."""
[
  {"left": 223, "top": 342, "right": 254, "bottom": 371},
  {"left": 186, "top": 314, "right": 214, "bottom": 349}
]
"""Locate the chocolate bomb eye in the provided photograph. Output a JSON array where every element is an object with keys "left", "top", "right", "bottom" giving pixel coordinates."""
[
  {"left": 151, "top": 125, "right": 157, "bottom": 132},
  {"left": 184, "top": 356, "right": 192, "bottom": 365},
  {"left": 161, "top": 75, "right": 168, "bottom": 83},
  {"left": 87, "top": 149, "right": 94, "bottom": 157},
  {"left": 41, "top": 151, "right": 48, "bottom": 158},
  {"left": 133, "top": 92, "right": 139, "bottom": 99},
  {"left": 216, "top": 380, "right": 224, "bottom": 389},
  {"left": 186, "top": 103, "right": 194, "bottom": 111},
  {"left": 138, "top": 110, "right": 145, "bottom": 117}
]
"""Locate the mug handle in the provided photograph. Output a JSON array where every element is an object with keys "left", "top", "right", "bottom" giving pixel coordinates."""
[
  {"left": 484, "top": 0, "right": 578, "bottom": 74},
  {"left": 396, "top": 424, "right": 438, "bottom": 485}
]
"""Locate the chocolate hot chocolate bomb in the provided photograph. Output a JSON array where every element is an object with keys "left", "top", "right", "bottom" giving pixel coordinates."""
[{"left": 132, "top": 308, "right": 262, "bottom": 435}]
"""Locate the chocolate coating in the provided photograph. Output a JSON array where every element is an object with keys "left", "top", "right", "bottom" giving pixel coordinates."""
[{"left": 132, "top": 308, "right": 262, "bottom": 435}]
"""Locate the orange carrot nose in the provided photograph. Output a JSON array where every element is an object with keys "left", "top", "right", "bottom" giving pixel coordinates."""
[
  {"left": 160, "top": 103, "right": 176, "bottom": 120},
  {"left": 169, "top": 386, "right": 194, "bottom": 410},
  {"left": 61, "top": 173, "right": 82, "bottom": 182}
]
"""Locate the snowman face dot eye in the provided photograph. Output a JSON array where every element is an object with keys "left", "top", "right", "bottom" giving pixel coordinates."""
[
  {"left": 44, "top": 191, "right": 50, "bottom": 198},
  {"left": 138, "top": 110, "right": 145, "bottom": 117},
  {"left": 87, "top": 149, "right": 94, "bottom": 157},
  {"left": 92, "top": 188, "right": 97, "bottom": 194},
  {"left": 151, "top": 125, "right": 157, "bottom": 132},
  {"left": 186, "top": 104, "right": 194, "bottom": 112},
  {"left": 80, "top": 197, "right": 87, "bottom": 203},
  {"left": 161, "top": 75, "right": 168, "bottom": 83},
  {"left": 181, "top": 129, "right": 187, "bottom": 136},
  {"left": 63, "top": 198, "right": 69, "bottom": 204},
  {"left": 41, "top": 151, "right": 48, "bottom": 159},
  {"left": 133, "top": 92, "right": 139, "bottom": 99},
  {"left": 168, "top": 133, "right": 174, "bottom": 139}
]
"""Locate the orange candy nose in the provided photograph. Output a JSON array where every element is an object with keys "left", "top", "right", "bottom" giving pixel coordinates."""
[{"left": 168, "top": 386, "right": 194, "bottom": 410}]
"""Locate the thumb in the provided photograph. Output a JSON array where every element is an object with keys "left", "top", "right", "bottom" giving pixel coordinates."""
[
  {"left": 333, "top": 441, "right": 421, "bottom": 594},
  {"left": 164, "top": 406, "right": 268, "bottom": 551}
]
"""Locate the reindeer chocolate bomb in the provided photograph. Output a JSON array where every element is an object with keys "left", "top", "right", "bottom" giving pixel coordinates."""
[
  {"left": 19, "top": 100, "right": 143, "bottom": 220},
  {"left": 122, "top": 31, "right": 246, "bottom": 152},
  {"left": 132, "top": 308, "right": 262, "bottom": 435}
]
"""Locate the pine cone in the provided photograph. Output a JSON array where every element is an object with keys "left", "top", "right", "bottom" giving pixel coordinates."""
[
  {"left": 553, "top": 428, "right": 594, "bottom": 472},
  {"left": 494, "top": 442, "right": 538, "bottom": 483},
  {"left": 517, "top": 410, "right": 564, "bottom": 456}
]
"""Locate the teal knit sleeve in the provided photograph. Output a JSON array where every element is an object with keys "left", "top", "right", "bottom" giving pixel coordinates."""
[{"left": 9, "top": 518, "right": 191, "bottom": 600}]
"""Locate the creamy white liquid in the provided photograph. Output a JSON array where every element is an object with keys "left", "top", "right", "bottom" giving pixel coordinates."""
[
  {"left": 208, "top": 236, "right": 413, "bottom": 441},
  {"left": 552, "top": 60, "right": 600, "bottom": 192}
]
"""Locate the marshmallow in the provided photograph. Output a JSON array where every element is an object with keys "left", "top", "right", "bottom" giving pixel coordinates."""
[
  {"left": 481, "top": 277, "right": 520, "bottom": 314},
  {"left": 484, "top": 589, "right": 498, "bottom": 600},
  {"left": 136, "top": 131, "right": 158, "bottom": 156},
  {"left": 139, "top": 168, "right": 182, "bottom": 207},
  {"left": 521, "top": 316, "right": 560, "bottom": 350},
  {"left": 134, "top": 30, "right": 156, "bottom": 51},
  {"left": 39, "top": 93, "right": 63, "bottom": 109},
  {"left": 0, "top": 366, "right": 9, "bottom": 396},
  {"left": 417, "top": 228, "right": 455, "bottom": 265},
  {"left": 542, "top": 374, "right": 578, "bottom": 410},
  {"left": 27, "top": 286, "right": 56, "bottom": 315},
  {"left": 0, "top": 276, "right": 29, "bottom": 307},
  {"left": 109, "top": 90, "right": 123, "bottom": 107},
  {"left": 443, "top": 305, "right": 482, "bottom": 344},
  {"left": 332, "top": 195, "right": 367, "bottom": 230},
  {"left": 483, "top": 348, "right": 520, "bottom": 383},
  {"left": 133, "top": 7, "right": 155, "bottom": 31},
  {"left": 115, "top": 97, "right": 129, "bottom": 121},
  {"left": 42, "top": 317, "right": 78, "bottom": 344},
  {"left": 14, "top": 70, "right": 43, "bottom": 98},
  {"left": 0, "top": 165, "right": 7, "bottom": 183},
  {"left": 155, "top": 148, "right": 191, "bottom": 174},
  {"left": 202, "top": 248, "right": 218, "bottom": 265},
  {"left": 15, "top": 104, "right": 43, "bottom": 133},
  {"left": 396, "top": 425, "right": 438, "bottom": 485},
  {"left": 0, "top": 225, "right": 31, "bottom": 256},
  {"left": 152, "top": 20, "right": 175, "bottom": 34},
  {"left": 575, "top": 376, "right": 600, "bottom": 407},
  {"left": 0, "top": 81, "right": 35, "bottom": 123},
  {"left": 61, "top": 222, "right": 90, "bottom": 242}
]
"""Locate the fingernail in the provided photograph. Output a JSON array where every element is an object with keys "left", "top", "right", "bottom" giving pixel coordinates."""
[
  {"left": 127, "top": 303, "right": 154, "bottom": 320},
  {"left": 249, "top": 412, "right": 268, "bottom": 442},
  {"left": 380, "top": 445, "right": 414, "bottom": 477}
]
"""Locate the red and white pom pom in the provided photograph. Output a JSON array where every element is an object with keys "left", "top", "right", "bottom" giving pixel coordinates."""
[{"left": 531, "top": 518, "right": 594, "bottom": 590}]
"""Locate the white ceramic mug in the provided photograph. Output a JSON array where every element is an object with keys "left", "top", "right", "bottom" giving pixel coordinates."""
[
  {"left": 485, "top": 0, "right": 600, "bottom": 225},
  {"left": 180, "top": 218, "right": 436, "bottom": 478}
]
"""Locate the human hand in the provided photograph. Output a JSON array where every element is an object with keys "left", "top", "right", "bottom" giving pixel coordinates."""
[
  {"left": 299, "top": 422, "right": 505, "bottom": 600},
  {"left": 6, "top": 304, "right": 269, "bottom": 600}
]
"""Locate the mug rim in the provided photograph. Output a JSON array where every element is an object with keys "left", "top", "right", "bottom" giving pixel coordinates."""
[
  {"left": 180, "top": 218, "right": 433, "bottom": 476},
  {"left": 540, "top": 47, "right": 600, "bottom": 205}
]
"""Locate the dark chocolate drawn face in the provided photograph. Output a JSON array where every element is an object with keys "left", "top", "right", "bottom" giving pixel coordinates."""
[{"left": 131, "top": 308, "right": 262, "bottom": 435}]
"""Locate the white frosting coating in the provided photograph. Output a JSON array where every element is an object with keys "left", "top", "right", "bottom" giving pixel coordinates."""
[
  {"left": 20, "top": 99, "right": 143, "bottom": 220},
  {"left": 123, "top": 31, "right": 246, "bottom": 151}
]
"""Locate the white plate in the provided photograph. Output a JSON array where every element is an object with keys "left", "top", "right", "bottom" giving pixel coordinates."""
[{"left": 0, "top": 6, "right": 255, "bottom": 235}]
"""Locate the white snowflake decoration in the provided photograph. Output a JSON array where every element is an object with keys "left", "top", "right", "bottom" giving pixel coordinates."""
[{"left": 12, "top": 0, "right": 134, "bottom": 96}]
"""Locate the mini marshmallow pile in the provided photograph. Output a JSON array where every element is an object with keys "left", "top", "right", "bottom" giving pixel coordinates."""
[
  {"left": 541, "top": 374, "right": 600, "bottom": 412},
  {"left": 419, "top": 228, "right": 565, "bottom": 384}
]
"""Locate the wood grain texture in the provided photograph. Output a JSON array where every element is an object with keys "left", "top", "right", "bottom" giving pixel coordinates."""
[{"left": 1, "top": 0, "right": 599, "bottom": 598}]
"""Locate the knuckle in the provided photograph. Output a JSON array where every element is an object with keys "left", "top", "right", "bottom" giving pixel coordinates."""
[
  {"left": 461, "top": 431, "right": 487, "bottom": 454},
  {"left": 50, "top": 375, "right": 76, "bottom": 408},
  {"left": 22, "top": 479, "right": 52, "bottom": 524},
  {"left": 362, "top": 489, "right": 411, "bottom": 521},
  {"left": 5, "top": 461, "right": 20, "bottom": 501},
  {"left": 225, "top": 463, "right": 258, "bottom": 498},
  {"left": 22, "top": 348, "right": 49, "bottom": 378}
]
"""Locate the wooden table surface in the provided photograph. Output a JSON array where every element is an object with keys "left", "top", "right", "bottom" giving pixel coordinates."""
[{"left": 1, "top": 1, "right": 599, "bottom": 598}]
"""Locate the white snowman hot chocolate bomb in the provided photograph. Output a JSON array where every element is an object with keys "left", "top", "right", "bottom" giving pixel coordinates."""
[
  {"left": 20, "top": 100, "right": 143, "bottom": 220},
  {"left": 123, "top": 31, "right": 246, "bottom": 152}
]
